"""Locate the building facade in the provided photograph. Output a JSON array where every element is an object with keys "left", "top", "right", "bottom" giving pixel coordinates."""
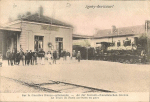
[{"left": 0, "top": 9, "right": 73, "bottom": 59}]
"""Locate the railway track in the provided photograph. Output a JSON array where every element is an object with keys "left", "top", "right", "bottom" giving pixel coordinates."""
[{"left": 1, "top": 76, "right": 114, "bottom": 93}]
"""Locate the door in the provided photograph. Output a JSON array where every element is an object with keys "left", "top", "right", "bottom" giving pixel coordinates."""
[
  {"left": 59, "top": 42, "right": 63, "bottom": 57},
  {"left": 34, "top": 36, "right": 44, "bottom": 51},
  {"left": 56, "top": 37, "right": 63, "bottom": 58}
]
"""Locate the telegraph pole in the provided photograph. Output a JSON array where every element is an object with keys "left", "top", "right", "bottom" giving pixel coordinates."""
[{"left": 145, "top": 20, "right": 150, "bottom": 61}]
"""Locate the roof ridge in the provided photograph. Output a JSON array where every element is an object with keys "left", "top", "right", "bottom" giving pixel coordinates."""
[
  {"left": 118, "top": 25, "right": 145, "bottom": 29},
  {"left": 5, "top": 13, "right": 73, "bottom": 27},
  {"left": 97, "top": 25, "right": 145, "bottom": 31},
  {"left": 42, "top": 15, "right": 72, "bottom": 26}
]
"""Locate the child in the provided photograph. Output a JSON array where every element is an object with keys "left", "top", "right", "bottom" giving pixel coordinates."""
[
  {"left": 47, "top": 51, "right": 52, "bottom": 65},
  {"left": 0, "top": 52, "right": 2, "bottom": 67}
]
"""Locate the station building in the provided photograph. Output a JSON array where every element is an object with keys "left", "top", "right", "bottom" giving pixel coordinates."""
[{"left": 0, "top": 7, "right": 73, "bottom": 59}]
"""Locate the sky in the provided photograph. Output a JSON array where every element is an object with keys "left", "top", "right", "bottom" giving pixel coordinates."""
[{"left": 0, "top": 0, "right": 150, "bottom": 35}]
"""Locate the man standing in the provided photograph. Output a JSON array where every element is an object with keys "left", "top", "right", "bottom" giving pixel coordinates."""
[
  {"left": 72, "top": 50, "right": 76, "bottom": 60},
  {"left": 53, "top": 50, "right": 57, "bottom": 64},
  {"left": 76, "top": 51, "right": 81, "bottom": 62},
  {"left": 0, "top": 51, "right": 2, "bottom": 67},
  {"left": 32, "top": 50, "right": 38, "bottom": 65},
  {"left": 6, "top": 48, "right": 11, "bottom": 65},
  {"left": 38, "top": 49, "right": 45, "bottom": 65},
  {"left": 62, "top": 50, "right": 67, "bottom": 61},
  {"left": 20, "top": 50, "right": 25, "bottom": 66},
  {"left": 10, "top": 50, "right": 15, "bottom": 66},
  {"left": 15, "top": 51, "right": 21, "bottom": 65},
  {"left": 141, "top": 49, "right": 147, "bottom": 63},
  {"left": 25, "top": 50, "right": 29, "bottom": 65},
  {"left": 29, "top": 50, "right": 33, "bottom": 65}
]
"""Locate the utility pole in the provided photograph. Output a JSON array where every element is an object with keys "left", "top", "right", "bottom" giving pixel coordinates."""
[{"left": 145, "top": 20, "right": 150, "bottom": 61}]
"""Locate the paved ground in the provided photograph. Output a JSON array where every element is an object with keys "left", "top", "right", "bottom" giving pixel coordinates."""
[{"left": 0, "top": 59, "right": 150, "bottom": 93}]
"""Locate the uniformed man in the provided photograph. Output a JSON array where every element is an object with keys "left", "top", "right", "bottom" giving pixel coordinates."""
[
  {"left": 76, "top": 51, "right": 81, "bottom": 62},
  {"left": 25, "top": 50, "right": 29, "bottom": 65},
  {"left": 6, "top": 48, "right": 11, "bottom": 65}
]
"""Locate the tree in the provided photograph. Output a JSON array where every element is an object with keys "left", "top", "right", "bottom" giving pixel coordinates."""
[
  {"left": 26, "top": 12, "right": 31, "bottom": 16},
  {"left": 138, "top": 34, "right": 150, "bottom": 61},
  {"left": 138, "top": 34, "right": 147, "bottom": 50},
  {"left": 17, "top": 14, "right": 22, "bottom": 19},
  {"left": 8, "top": 17, "right": 12, "bottom": 22}
]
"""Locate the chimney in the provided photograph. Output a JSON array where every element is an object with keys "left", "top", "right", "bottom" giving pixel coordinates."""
[
  {"left": 38, "top": 6, "right": 43, "bottom": 17},
  {"left": 111, "top": 25, "right": 116, "bottom": 34}
]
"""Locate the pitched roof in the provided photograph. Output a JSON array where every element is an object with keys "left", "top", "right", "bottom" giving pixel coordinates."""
[
  {"left": 94, "top": 25, "right": 145, "bottom": 38},
  {"left": 73, "top": 34, "right": 93, "bottom": 40},
  {"left": 19, "top": 13, "right": 73, "bottom": 27}
]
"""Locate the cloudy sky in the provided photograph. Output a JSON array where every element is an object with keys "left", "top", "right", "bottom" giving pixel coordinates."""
[{"left": 0, "top": 0, "right": 150, "bottom": 35}]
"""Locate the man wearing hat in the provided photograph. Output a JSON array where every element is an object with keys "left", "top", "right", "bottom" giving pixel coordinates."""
[
  {"left": 20, "top": 49, "right": 25, "bottom": 65},
  {"left": 76, "top": 51, "right": 81, "bottom": 62},
  {"left": 6, "top": 48, "right": 11, "bottom": 65},
  {"left": 25, "top": 49, "right": 29, "bottom": 65},
  {"left": 29, "top": 50, "right": 33, "bottom": 65}
]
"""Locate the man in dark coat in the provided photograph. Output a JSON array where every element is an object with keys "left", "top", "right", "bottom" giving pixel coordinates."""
[
  {"left": 29, "top": 50, "right": 33, "bottom": 65},
  {"left": 6, "top": 48, "right": 11, "bottom": 65},
  {"left": 32, "top": 50, "right": 38, "bottom": 65},
  {"left": 72, "top": 50, "right": 76, "bottom": 60},
  {"left": 20, "top": 50, "right": 25, "bottom": 66},
  {"left": 53, "top": 50, "right": 57, "bottom": 64},
  {"left": 76, "top": 51, "right": 81, "bottom": 62},
  {"left": 10, "top": 50, "right": 15, "bottom": 66},
  {"left": 38, "top": 49, "right": 45, "bottom": 65},
  {"left": 15, "top": 51, "right": 21, "bottom": 65},
  {"left": 25, "top": 50, "right": 29, "bottom": 65},
  {"left": 62, "top": 50, "right": 67, "bottom": 61}
]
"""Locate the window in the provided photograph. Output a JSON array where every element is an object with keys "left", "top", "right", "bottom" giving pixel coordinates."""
[
  {"left": 124, "top": 40, "right": 131, "bottom": 46},
  {"left": 56, "top": 37, "right": 63, "bottom": 42},
  {"left": 117, "top": 40, "right": 121, "bottom": 47},
  {"left": 34, "top": 36, "right": 44, "bottom": 51},
  {"left": 109, "top": 42, "right": 115, "bottom": 47},
  {"left": 123, "top": 38, "right": 131, "bottom": 46}
]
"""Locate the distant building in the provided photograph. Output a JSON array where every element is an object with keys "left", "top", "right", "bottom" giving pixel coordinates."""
[
  {"left": 72, "top": 21, "right": 150, "bottom": 53},
  {"left": 0, "top": 7, "right": 73, "bottom": 59},
  {"left": 91, "top": 25, "right": 146, "bottom": 48}
]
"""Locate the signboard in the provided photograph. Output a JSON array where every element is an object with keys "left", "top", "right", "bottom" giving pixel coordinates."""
[{"left": 41, "top": 25, "right": 59, "bottom": 31}]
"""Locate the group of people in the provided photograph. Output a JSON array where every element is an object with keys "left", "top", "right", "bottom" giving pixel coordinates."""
[
  {"left": 6, "top": 48, "right": 58, "bottom": 66},
  {"left": 6, "top": 48, "right": 38, "bottom": 66},
  {"left": 6, "top": 48, "right": 82, "bottom": 66}
]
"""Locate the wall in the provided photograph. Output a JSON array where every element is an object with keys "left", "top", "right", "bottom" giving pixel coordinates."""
[
  {"left": 0, "top": 31, "right": 3, "bottom": 55},
  {"left": 20, "top": 22, "right": 73, "bottom": 54}
]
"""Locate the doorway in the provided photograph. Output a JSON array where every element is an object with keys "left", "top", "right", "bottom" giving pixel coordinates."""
[
  {"left": 34, "top": 36, "right": 44, "bottom": 51},
  {"left": 2, "top": 32, "right": 18, "bottom": 59},
  {"left": 56, "top": 37, "right": 63, "bottom": 57}
]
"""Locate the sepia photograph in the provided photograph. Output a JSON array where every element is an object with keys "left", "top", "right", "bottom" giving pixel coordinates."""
[{"left": 0, "top": 0, "right": 150, "bottom": 101}]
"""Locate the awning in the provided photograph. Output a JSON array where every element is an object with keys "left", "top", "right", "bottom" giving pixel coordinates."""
[{"left": 0, "top": 27, "right": 21, "bottom": 32}]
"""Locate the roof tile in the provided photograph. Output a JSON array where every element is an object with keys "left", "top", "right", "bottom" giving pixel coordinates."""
[{"left": 20, "top": 13, "right": 73, "bottom": 27}]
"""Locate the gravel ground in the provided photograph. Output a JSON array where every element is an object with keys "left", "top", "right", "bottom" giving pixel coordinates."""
[
  {"left": 0, "top": 76, "right": 52, "bottom": 93},
  {"left": 0, "top": 59, "right": 150, "bottom": 92}
]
